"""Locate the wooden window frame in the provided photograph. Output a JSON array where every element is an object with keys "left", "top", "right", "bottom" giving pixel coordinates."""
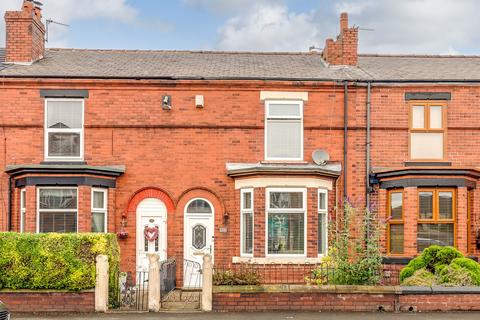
[
  {"left": 387, "top": 189, "right": 404, "bottom": 255},
  {"left": 408, "top": 101, "right": 447, "bottom": 161},
  {"left": 417, "top": 188, "right": 456, "bottom": 250}
]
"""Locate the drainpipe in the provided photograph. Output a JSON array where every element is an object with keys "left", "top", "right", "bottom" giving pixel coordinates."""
[
  {"left": 343, "top": 81, "right": 348, "bottom": 199},
  {"left": 7, "top": 176, "right": 12, "bottom": 231},
  {"left": 366, "top": 82, "right": 371, "bottom": 208}
]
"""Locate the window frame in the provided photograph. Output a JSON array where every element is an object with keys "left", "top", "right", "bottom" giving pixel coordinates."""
[
  {"left": 20, "top": 188, "right": 26, "bottom": 233},
  {"left": 417, "top": 188, "right": 456, "bottom": 251},
  {"left": 36, "top": 186, "right": 79, "bottom": 233},
  {"left": 240, "top": 188, "right": 254, "bottom": 257},
  {"left": 44, "top": 98, "right": 85, "bottom": 161},
  {"left": 317, "top": 189, "right": 328, "bottom": 257},
  {"left": 387, "top": 189, "right": 404, "bottom": 255},
  {"left": 265, "top": 187, "right": 307, "bottom": 257},
  {"left": 91, "top": 188, "right": 108, "bottom": 233},
  {"left": 408, "top": 101, "right": 447, "bottom": 161},
  {"left": 264, "top": 100, "right": 304, "bottom": 161}
]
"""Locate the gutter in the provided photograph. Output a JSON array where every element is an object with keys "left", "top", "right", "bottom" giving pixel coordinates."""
[
  {"left": 343, "top": 81, "right": 348, "bottom": 198},
  {"left": 366, "top": 82, "right": 371, "bottom": 207},
  {"left": 7, "top": 175, "right": 12, "bottom": 231}
]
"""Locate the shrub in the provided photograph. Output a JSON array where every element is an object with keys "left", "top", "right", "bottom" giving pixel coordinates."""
[
  {"left": 400, "top": 245, "right": 480, "bottom": 287},
  {"left": 0, "top": 232, "right": 120, "bottom": 292},
  {"left": 213, "top": 267, "right": 261, "bottom": 285},
  {"left": 401, "top": 268, "right": 438, "bottom": 286}
]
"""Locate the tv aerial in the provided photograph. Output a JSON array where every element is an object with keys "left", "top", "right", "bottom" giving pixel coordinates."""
[{"left": 46, "top": 19, "right": 70, "bottom": 43}]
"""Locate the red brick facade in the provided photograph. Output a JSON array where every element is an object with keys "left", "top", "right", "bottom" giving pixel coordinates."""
[{"left": 1, "top": 3, "right": 480, "bottom": 279}]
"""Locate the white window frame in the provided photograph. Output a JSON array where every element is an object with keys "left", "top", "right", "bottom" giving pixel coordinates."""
[
  {"left": 264, "top": 100, "right": 304, "bottom": 161},
  {"left": 91, "top": 188, "right": 108, "bottom": 233},
  {"left": 240, "top": 188, "right": 254, "bottom": 257},
  {"left": 44, "top": 98, "right": 84, "bottom": 161},
  {"left": 318, "top": 189, "right": 328, "bottom": 257},
  {"left": 36, "top": 187, "right": 79, "bottom": 233},
  {"left": 20, "top": 188, "right": 26, "bottom": 233},
  {"left": 265, "top": 187, "right": 307, "bottom": 257}
]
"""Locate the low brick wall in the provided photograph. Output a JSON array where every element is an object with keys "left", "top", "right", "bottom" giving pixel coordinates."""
[
  {"left": 213, "top": 285, "right": 480, "bottom": 312},
  {"left": 0, "top": 289, "right": 95, "bottom": 312}
]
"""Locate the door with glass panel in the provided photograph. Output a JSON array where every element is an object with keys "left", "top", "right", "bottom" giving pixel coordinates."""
[{"left": 184, "top": 199, "right": 214, "bottom": 288}]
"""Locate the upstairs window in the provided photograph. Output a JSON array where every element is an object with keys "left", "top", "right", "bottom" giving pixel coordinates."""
[
  {"left": 45, "top": 99, "right": 84, "bottom": 160},
  {"left": 265, "top": 100, "right": 303, "bottom": 160},
  {"left": 410, "top": 103, "right": 445, "bottom": 160}
]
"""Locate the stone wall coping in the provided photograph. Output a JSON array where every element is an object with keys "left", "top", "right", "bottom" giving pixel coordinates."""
[
  {"left": 213, "top": 285, "right": 480, "bottom": 295},
  {"left": 0, "top": 289, "right": 95, "bottom": 293}
]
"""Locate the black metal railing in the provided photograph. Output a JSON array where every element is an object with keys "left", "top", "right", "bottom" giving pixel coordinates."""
[
  {"left": 213, "top": 263, "right": 400, "bottom": 286},
  {"left": 111, "top": 270, "right": 149, "bottom": 311},
  {"left": 160, "top": 258, "right": 176, "bottom": 300}
]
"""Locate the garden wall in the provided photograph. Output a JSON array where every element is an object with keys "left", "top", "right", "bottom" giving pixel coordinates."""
[
  {"left": 0, "top": 290, "right": 95, "bottom": 312},
  {"left": 213, "top": 285, "right": 480, "bottom": 312}
]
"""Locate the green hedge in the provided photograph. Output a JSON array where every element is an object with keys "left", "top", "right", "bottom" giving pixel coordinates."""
[{"left": 0, "top": 232, "right": 120, "bottom": 291}]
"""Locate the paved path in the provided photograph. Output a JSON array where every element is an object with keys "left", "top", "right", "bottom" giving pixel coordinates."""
[{"left": 13, "top": 312, "right": 480, "bottom": 320}]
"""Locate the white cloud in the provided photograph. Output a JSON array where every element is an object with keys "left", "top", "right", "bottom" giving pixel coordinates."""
[
  {"left": 217, "top": 3, "right": 322, "bottom": 51},
  {"left": 1, "top": 0, "right": 138, "bottom": 47},
  {"left": 182, "top": 0, "right": 280, "bottom": 15},
  {"left": 336, "top": 0, "right": 480, "bottom": 54},
  {"left": 215, "top": 0, "right": 480, "bottom": 54}
]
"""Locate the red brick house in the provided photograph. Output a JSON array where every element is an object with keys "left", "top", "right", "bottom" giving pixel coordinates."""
[{"left": 1, "top": 1, "right": 479, "bottom": 278}]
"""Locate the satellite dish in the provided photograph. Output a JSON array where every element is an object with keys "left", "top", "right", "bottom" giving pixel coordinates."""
[{"left": 312, "top": 149, "right": 330, "bottom": 165}]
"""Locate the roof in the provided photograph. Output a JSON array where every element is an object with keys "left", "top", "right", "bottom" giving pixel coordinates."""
[
  {"left": 0, "top": 48, "right": 351, "bottom": 81},
  {"left": 2, "top": 48, "right": 480, "bottom": 82},
  {"left": 5, "top": 164, "right": 126, "bottom": 177},
  {"left": 357, "top": 54, "right": 480, "bottom": 81},
  {"left": 226, "top": 162, "right": 342, "bottom": 177}
]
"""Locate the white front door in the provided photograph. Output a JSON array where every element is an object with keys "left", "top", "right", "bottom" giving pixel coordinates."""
[
  {"left": 136, "top": 198, "right": 167, "bottom": 272},
  {"left": 184, "top": 199, "right": 214, "bottom": 288}
]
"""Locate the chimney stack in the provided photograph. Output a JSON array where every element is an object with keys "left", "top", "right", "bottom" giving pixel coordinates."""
[
  {"left": 4, "top": 0, "right": 45, "bottom": 64},
  {"left": 322, "top": 13, "right": 358, "bottom": 66}
]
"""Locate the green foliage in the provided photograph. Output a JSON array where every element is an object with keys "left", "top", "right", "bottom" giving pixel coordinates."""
[
  {"left": 400, "top": 245, "right": 480, "bottom": 287},
  {"left": 213, "top": 267, "right": 261, "bottom": 285},
  {"left": 0, "top": 232, "right": 120, "bottom": 292},
  {"left": 401, "top": 268, "right": 438, "bottom": 286},
  {"left": 306, "top": 201, "right": 383, "bottom": 285}
]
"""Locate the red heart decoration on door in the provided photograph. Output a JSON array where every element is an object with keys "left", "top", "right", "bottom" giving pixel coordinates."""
[{"left": 144, "top": 225, "right": 159, "bottom": 242}]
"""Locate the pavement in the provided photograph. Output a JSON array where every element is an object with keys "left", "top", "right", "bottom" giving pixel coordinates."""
[{"left": 12, "top": 312, "right": 480, "bottom": 320}]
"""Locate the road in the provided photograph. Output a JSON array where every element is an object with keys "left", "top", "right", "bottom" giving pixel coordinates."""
[{"left": 13, "top": 312, "right": 480, "bottom": 320}]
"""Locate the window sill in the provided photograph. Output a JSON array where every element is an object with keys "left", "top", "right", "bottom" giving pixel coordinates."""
[
  {"left": 404, "top": 161, "right": 451, "bottom": 167},
  {"left": 232, "top": 256, "right": 323, "bottom": 264},
  {"left": 261, "top": 160, "right": 308, "bottom": 164}
]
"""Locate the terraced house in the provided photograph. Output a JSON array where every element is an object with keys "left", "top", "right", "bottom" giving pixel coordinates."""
[{"left": 1, "top": 1, "right": 480, "bottom": 279}]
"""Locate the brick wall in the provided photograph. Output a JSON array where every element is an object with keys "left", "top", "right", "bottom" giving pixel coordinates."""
[
  {"left": 0, "top": 290, "right": 95, "bottom": 312},
  {"left": 213, "top": 286, "right": 480, "bottom": 312},
  {"left": 322, "top": 13, "right": 358, "bottom": 65}
]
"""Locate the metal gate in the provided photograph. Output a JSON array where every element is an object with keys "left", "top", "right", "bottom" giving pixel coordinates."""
[
  {"left": 112, "top": 271, "right": 149, "bottom": 311},
  {"left": 183, "top": 259, "right": 202, "bottom": 288},
  {"left": 160, "top": 258, "right": 176, "bottom": 300}
]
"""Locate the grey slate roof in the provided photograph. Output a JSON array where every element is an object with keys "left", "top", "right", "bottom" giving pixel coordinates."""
[
  {"left": 2, "top": 48, "right": 480, "bottom": 81},
  {"left": 357, "top": 54, "right": 480, "bottom": 81},
  {"left": 0, "top": 48, "right": 351, "bottom": 80}
]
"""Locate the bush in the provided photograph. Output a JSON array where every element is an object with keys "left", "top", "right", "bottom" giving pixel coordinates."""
[
  {"left": 213, "top": 267, "right": 261, "bottom": 285},
  {"left": 401, "top": 268, "right": 438, "bottom": 286},
  {"left": 400, "top": 245, "right": 480, "bottom": 287},
  {"left": 0, "top": 232, "right": 120, "bottom": 291}
]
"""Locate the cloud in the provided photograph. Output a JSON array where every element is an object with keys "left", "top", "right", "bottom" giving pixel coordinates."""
[
  {"left": 215, "top": 0, "right": 480, "bottom": 54},
  {"left": 217, "top": 3, "right": 323, "bottom": 52},
  {"left": 335, "top": 0, "right": 480, "bottom": 54},
  {"left": 182, "top": 0, "right": 280, "bottom": 15},
  {"left": 1, "top": 0, "right": 138, "bottom": 47}
]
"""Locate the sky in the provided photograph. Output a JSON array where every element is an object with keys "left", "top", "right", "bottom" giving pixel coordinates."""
[{"left": 0, "top": 0, "right": 479, "bottom": 55}]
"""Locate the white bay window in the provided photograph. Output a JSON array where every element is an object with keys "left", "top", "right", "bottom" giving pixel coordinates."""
[
  {"left": 92, "top": 188, "right": 108, "bottom": 233},
  {"left": 37, "top": 187, "right": 78, "bottom": 233},
  {"left": 266, "top": 188, "right": 306, "bottom": 256},
  {"left": 240, "top": 189, "right": 254, "bottom": 256}
]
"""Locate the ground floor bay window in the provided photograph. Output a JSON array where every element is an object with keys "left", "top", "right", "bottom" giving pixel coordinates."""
[
  {"left": 417, "top": 188, "right": 455, "bottom": 252},
  {"left": 38, "top": 187, "right": 78, "bottom": 233},
  {"left": 266, "top": 188, "right": 306, "bottom": 256}
]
